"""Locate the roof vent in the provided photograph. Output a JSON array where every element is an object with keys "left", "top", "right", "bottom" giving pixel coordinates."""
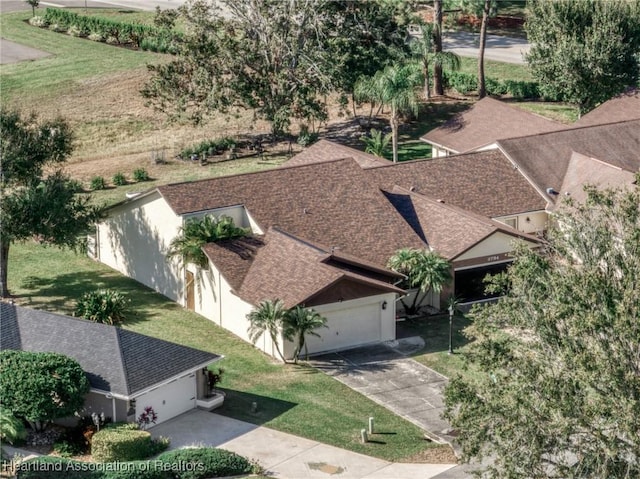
[
  {"left": 126, "top": 192, "right": 141, "bottom": 200},
  {"left": 565, "top": 191, "right": 571, "bottom": 196},
  {"left": 437, "top": 199, "right": 445, "bottom": 203},
  {"left": 546, "top": 187, "right": 559, "bottom": 196},
  {"left": 409, "top": 186, "right": 416, "bottom": 192},
  {"left": 303, "top": 208, "right": 308, "bottom": 214}
]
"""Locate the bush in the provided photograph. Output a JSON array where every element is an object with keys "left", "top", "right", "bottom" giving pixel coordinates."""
[
  {"left": 67, "top": 25, "right": 86, "bottom": 37},
  {"left": 0, "top": 351, "right": 90, "bottom": 430},
  {"left": 112, "top": 172, "right": 127, "bottom": 186},
  {"left": 133, "top": 168, "right": 150, "bottom": 182},
  {"left": 28, "top": 16, "right": 48, "bottom": 27},
  {"left": 17, "top": 457, "right": 101, "bottom": 479},
  {"left": 443, "top": 71, "right": 478, "bottom": 95},
  {"left": 156, "top": 448, "right": 256, "bottom": 479},
  {"left": 88, "top": 32, "right": 105, "bottom": 42},
  {"left": 52, "top": 440, "right": 82, "bottom": 457},
  {"left": 91, "top": 423, "right": 165, "bottom": 462},
  {"left": 503, "top": 79, "right": 541, "bottom": 99},
  {"left": 179, "top": 137, "right": 237, "bottom": 160},
  {"left": 75, "top": 289, "right": 130, "bottom": 325},
  {"left": 90, "top": 176, "right": 106, "bottom": 191},
  {"left": 297, "top": 124, "right": 318, "bottom": 147}
]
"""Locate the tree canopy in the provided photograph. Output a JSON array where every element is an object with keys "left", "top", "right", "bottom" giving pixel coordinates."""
[
  {"left": 1, "top": 350, "right": 90, "bottom": 431},
  {"left": 0, "top": 110, "right": 102, "bottom": 297},
  {"left": 525, "top": 0, "right": 640, "bottom": 114},
  {"left": 444, "top": 185, "right": 640, "bottom": 478},
  {"left": 142, "top": 0, "right": 414, "bottom": 136}
]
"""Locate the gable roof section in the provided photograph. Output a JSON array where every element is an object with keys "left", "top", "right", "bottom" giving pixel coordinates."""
[
  {"left": 573, "top": 88, "right": 640, "bottom": 127},
  {"left": 386, "top": 186, "right": 540, "bottom": 259},
  {"left": 421, "top": 97, "right": 565, "bottom": 153},
  {"left": 158, "top": 158, "right": 425, "bottom": 267},
  {"left": 0, "top": 303, "right": 220, "bottom": 398},
  {"left": 368, "top": 149, "right": 547, "bottom": 218},
  {"left": 283, "top": 139, "right": 390, "bottom": 169},
  {"left": 554, "top": 152, "right": 638, "bottom": 210},
  {"left": 202, "top": 236, "right": 266, "bottom": 290},
  {"left": 498, "top": 119, "right": 640, "bottom": 203},
  {"left": 235, "top": 229, "right": 403, "bottom": 308}
]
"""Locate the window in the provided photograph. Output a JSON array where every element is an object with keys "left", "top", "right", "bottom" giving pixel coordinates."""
[{"left": 503, "top": 217, "right": 518, "bottom": 229}]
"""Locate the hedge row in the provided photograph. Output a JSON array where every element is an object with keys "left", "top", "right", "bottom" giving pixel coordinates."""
[
  {"left": 91, "top": 423, "right": 167, "bottom": 462},
  {"left": 39, "top": 8, "right": 181, "bottom": 53},
  {"left": 442, "top": 71, "right": 563, "bottom": 100},
  {"left": 180, "top": 137, "right": 237, "bottom": 160},
  {"left": 17, "top": 448, "right": 255, "bottom": 479}
]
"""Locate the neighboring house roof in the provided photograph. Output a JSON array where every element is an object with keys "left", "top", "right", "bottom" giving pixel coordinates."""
[
  {"left": 204, "top": 228, "right": 403, "bottom": 309},
  {"left": 498, "top": 119, "right": 640, "bottom": 204},
  {"left": 553, "top": 152, "right": 638, "bottom": 210},
  {"left": 385, "top": 186, "right": 541, "bottom": 259},
  {"left": 367, "top": 149, "right": 547, "bottom": 218},
  {"left": 0, "top": 303, "right": 220, "bottom": 398},
  {"left": 420, "top": 97, "right": 565, "bottom": 153},
  {"left": 158, "top": 158, "right": 426, "bottom": 267},
  {"left": 283, "top": 139, "right": 390, "bottom": 169},
  {"left": 573, "top": 88, "right": 640, "bottom": 127}
]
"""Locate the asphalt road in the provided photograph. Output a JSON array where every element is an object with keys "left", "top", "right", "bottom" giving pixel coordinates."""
[{"left": 443, "top": 31, "right": 530, "bottom": 65}]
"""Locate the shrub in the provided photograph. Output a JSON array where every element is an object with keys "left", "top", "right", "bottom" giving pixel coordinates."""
[
  {"left": 0, "top": 351, "right": 90, "bottom": 431},
  {"left": 52, "top": 440, "right": 82, "bottom": 457},
  {"left": 48, "top": 23, "right": 65, "bottom": 32},
  {"left": 156, "top": 448, "right": 256, "bottom": 479},
  {"left": 91, "top": 423, "right": 165, "bottom": 462},
  {"left": 503, "top": 79, "right": 541, "bottom": 99},
  {"left": 133, "top": 168, "right": 150, "bottom": 182},
  {"left": 75, "top": 289, "right": 129, "bottom": 325},
  {"left": 16, "top": 457, "right": 101, "bottom": 479},
  {"left": 112, "top": 172, "right": 127, "bottom": 186},
  {"left": 28, "top": 16, "right": 48, "bottom": 27},
  {"left": 66, "top": 25, "right": 85, "bottom": 37},
  {"left": 102, "top": 462, "right": 172, "bottom": 479},
  {"left": 88, "top": 32, "right": 105, "bottom": 42},
  {"left": 444, "top": 71, "right": 478, "bottom": 95},
  {"left": 297, "top": 124, "right": 318, "bottom": 147},
  {"left": 90, "top": 176, "right": 106, "bottom": 190},
  {"left": 179, "top": 137, "right": 237, "bottom": 160}
]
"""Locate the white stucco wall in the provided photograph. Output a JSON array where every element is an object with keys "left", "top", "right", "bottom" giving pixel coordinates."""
[
  {"left": 395, "top": 288, "right": 440, "bottom": 317},
  {"left": 456, "top": 231, "right": 531, "bottom": 262},
  {"left": 493, "top": 211, "right": 547, "bottom": 235},
  {"left": 97, "top": 193, "right": 183, "bottom": 301}
]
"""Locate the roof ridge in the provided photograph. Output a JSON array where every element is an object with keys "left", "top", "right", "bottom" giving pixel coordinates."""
[
  {"left": 160, "top": 156, "right": 360, "bottom": 189},
  {"left": 568, "top": 150, "right": 625, "bottom": 171},
  {"left": 114, "top": 328, "right": 134, "bottom": 396}
]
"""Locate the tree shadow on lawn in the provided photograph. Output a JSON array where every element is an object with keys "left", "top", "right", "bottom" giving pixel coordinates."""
[
  {"left": 16, "top": 270, "right": 169, "bottom": 324},
  {"left": 396, "top": 314, "right": 474, "bottom": 355},
  {"left": 215, "top": 389, "right": 297, "bottom": 426}
]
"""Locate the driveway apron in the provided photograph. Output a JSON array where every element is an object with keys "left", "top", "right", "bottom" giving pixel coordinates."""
[{"left": 310, "top": 338, "right": 457, "bottom": 447}]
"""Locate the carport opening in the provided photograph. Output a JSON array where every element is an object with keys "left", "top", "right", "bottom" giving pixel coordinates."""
[{"left": 454, "top": 262, "right": 510, "bottom": 302}]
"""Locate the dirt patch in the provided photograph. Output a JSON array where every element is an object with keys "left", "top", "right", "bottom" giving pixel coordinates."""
[{"left": 400, "top": 444, "right": 458, "bottom": 464}]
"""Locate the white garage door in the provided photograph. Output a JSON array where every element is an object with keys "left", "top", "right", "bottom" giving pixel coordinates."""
[
  {"left": 307, "top": 302, "right": 381, "bottom": 355},
  {"left": 135, "top": 374, "right": 196, "bottom": 425}
]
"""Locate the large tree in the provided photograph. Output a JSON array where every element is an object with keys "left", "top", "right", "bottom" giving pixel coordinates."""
[
  {"left": 354, "top": 63, "right": 423, "bottom": 163},
  {"left": 444, "top": 184, "right": 640, "bottom": 478},
  {"left": 0, "top": 110, "right": 101, "bottom": 298},
  {"left": 0, "top": 350, "right": 90, "bottom": 431},
  {"left": 388, "top": 248, "right": 452, "bottom": 315},
  {"left": 525, "top": 0, "right": 640, "bottom": 115}
]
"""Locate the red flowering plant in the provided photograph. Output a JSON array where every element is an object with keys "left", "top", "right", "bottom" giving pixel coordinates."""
[{"left": 136, "top": 406, "right": 158, "bottom": 430}]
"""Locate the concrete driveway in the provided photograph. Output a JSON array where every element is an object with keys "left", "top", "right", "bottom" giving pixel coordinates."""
[
  {"left": 310, "top": 338, "right": 456, "bottom": 447},
  {"left": 150, "top": 410, "right": 456, "bottom": 479},
  {"left": 0, "top": 39, "right": 52, "bottom": 65}
]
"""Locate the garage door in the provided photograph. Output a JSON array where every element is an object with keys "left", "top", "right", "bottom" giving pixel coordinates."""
[
  {"left": 307, "top": 302, "right": 381, "bottom": 355},
  {"left": 135, "top": 374, "right": 196, "bottom": 425}
]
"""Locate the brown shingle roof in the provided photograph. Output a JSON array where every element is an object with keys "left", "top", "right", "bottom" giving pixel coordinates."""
[
  {"left": 573, "top": 88, "right": 640, "bottom": 127},
  {"left": 283, "top": 139, "right": 390, "bottom": 169},
  {"left": 387, "top": 186, "right": 540, "bottom": 259},
  {"left": 421, "top": 97, "right": 565, "bottom": 153},
  {"left": 498, "top": 119, "right": 640, "bottom": 203},
  {"left": 367, "top": 149, "right": 547, "bottom": 217},
  {"left": 554, "top": 152, "right": 638, "bottom": 210},
  {"left": 236, "top": 229, "right": 403, "bottom": 308},
  {"left": 158, "top": 158, "right": 425, "bottom": 267},
  {"left": 202, "top": 236, "right": 266, "bottom": 290}
]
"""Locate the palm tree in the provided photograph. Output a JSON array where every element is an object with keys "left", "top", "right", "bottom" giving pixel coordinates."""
[
  {"left": 410, "top": 24, "right": 461, "bottom": 100},
  {"left": 0, "top": 408, "right": 26, "bottom": 445},
  {"left": 247, "top": 299, "right": 288, "bottom": 362},
  {"left": 388, "top": 248, "right": 452, "bottom": 316},
  {"left": 361, "top": 128, "right": 392, "bottom": 158},
  {"left": 354, "top": 63, "right": 423, "bottom": 163},
  {"left": 167, "top": 215, "right": 249, "bottom": 268},
  {"left": 284, "top": 306, "right": 328, "bottom": 363}
]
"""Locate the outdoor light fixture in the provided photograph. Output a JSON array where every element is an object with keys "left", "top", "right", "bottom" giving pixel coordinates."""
[{"left": 381, "top": 301, "right": 387, "bottom": 310}]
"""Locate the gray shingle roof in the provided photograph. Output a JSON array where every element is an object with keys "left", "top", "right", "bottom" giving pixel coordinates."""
[
  {"left": 283, "top": 139, "right": 390, "bottom": 169},
  {"left": 0, "top": 303, "right": 220, "bottom": 397},
  {"left": 573, "top": 88, "right": 640, "bottom": 127}
]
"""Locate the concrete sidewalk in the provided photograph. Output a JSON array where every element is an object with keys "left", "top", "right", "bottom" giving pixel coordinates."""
[{"left": 151, "top": 410, "right": 456, "bottom": 479}]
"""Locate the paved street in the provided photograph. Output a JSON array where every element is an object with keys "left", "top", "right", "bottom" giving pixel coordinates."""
[{"left": 443, "top": 31, "right": 530, "bottom": 64}]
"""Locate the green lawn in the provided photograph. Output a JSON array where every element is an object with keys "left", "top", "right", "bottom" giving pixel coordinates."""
[
  {"left": 7, "top": 242, "right": 443, "bottom": 462},
  {"left": 0, "top": 11, "right": 163, "bottom": 103},
  {"left": 457, "top": 57, "right": 534, "bottom": 82},
  {"left": 398, "top": 314, "right": 480, "bottom": 383}
]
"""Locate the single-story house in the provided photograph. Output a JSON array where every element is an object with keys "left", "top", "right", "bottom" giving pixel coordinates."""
[
  {"left": 420, "top": 97, "right": 565, "bottom": 157},
  {"left": 95, "top": 145, "right": 544, "bottom": 359},
  {"left": 0, "top": 303, "right": 221, "bottom": 426},
  {"left": 572, "top": 87, "right": 640, "bottom": 127}
]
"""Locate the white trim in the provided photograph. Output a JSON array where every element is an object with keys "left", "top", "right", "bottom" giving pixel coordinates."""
[{"left": 454, "top": 258, "right": 513, "bottom": 271}]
